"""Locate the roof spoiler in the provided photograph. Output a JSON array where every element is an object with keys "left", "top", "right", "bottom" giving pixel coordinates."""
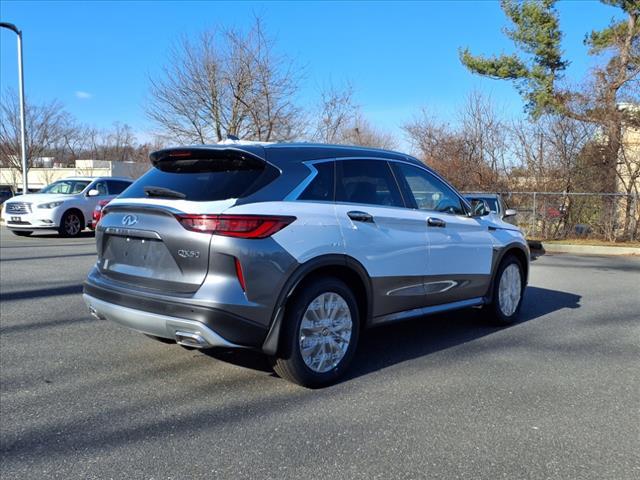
[{"left": 149, "top": 146, "right": 267, "bottom": 170}]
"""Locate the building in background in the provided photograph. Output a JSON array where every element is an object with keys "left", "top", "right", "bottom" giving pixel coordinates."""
[{"left": 0, "top": 159, "right": 149, "bottom": 192}]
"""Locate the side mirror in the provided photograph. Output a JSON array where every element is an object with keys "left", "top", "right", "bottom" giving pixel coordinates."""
[
  {"left": 469, "top": 199, "right": 490, "bottom": 217},
  {"left": 504, "top": 208, "right": 518, "bottom": 218},
  {"left": 87, "top": 189, "right": 100, "bottom": 197}
]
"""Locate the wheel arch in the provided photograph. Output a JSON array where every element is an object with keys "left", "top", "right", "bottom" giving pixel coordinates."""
[
  {"left": 485, "top": 242, "right": 529, "bottom": 303},
  {"left": 261, "top": 254, "right": 372, "bottom": 356}
]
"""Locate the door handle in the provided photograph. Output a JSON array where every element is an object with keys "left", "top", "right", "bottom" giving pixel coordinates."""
[
  {"left": 427, "top": 217, "right": 446, "bottom": 228},
  {"left": 347, "top": 211, "right": 374, "bottom": 223}
]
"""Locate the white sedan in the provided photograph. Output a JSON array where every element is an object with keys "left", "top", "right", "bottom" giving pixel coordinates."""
[{"left": 1, "top": 176, "right": 132, "bottom": 237}]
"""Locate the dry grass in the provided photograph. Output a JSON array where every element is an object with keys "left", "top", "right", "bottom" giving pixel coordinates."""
[{"left": 531, "top": 238, "right": 640, "bottom": 248}]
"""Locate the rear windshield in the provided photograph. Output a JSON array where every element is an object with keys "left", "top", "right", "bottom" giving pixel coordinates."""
[{"left": 119, "top": 157, "right": 279, "bottom": 202}]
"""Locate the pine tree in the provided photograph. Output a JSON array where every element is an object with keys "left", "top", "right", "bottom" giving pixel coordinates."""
[{"left": 460, "top": 0, "right": 639, "bottom": 192}]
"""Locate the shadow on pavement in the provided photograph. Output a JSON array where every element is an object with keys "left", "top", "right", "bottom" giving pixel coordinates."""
[
  {"left": 1, "top": 284, "right": 83, "bottom": 302},
  {"left": 0, "top": 252, "right": 96, "bottom": 262},
  {"left": 27, "top": 231, "right": 96, "bottom": 239},
  {"left": 202, "top": 286, "right": 582, "bottom": 382}
]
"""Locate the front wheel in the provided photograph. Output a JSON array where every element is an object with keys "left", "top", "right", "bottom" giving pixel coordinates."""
[
  {"left": 484, "top": 254, "right": 525, "bottom": 325},
  {"left": 271, "top": 277, "right": 360, "bottom": 388},
  {"left": 58, "top": 210, "right": 83, "bottom": 237}
]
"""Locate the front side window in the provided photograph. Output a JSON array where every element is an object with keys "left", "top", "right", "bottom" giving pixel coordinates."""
[
  {"left": 93, "top": 181, "right": 108, "bottom": 196},
  {"left": 392, "top": 163, "right": 466, "bottom": 215},
  {"left": 484, "top": 197, "right": 499, "bottom": 213},
  {"left": 40, "top": 180, "right": 90, "bottom": 195},
  {"left": 336, "top": 160, "right": 404, "bottom": 208}
]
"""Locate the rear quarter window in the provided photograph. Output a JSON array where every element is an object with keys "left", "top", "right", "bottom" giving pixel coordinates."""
[{"left": 298, "top": 162, "right": 334, "bottom": 201}]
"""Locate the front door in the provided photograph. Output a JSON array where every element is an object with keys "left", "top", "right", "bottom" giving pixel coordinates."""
[{"left": 391, "top": 162, "right": 494, "bottom": 306}]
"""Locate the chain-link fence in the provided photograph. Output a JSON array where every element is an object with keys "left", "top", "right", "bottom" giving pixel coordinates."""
[{"left": 476, "top": 192, "right": 640, "bottom": 242}]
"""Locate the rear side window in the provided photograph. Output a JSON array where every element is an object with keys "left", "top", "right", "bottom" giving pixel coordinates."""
[
  {"left": 299, "top": 162, "right": 334, "bottom": 201},
  {"left": 119, "top": 157, "right": 278, "bottom": 202},
  {"left": 107, "top": 180, "right": 132, "bottom": 195},
  {"left": 336, "top": 160, "right": 404, "bottom": 208}
]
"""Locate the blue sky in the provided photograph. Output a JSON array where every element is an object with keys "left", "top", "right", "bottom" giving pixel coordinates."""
[{"left": 0, "top": 0, "right": 623, "bottom": 144}]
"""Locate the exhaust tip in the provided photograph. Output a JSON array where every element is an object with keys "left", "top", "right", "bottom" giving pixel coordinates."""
[
  {"left": 175, "top": 331, "right": 209, "bottom": 348},
  {"left": 89, "top": 305, "right": 105, "bottom": 320}
]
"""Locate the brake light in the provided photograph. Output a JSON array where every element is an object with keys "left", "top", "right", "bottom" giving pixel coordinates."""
[{"left": 176, "top": 214, "right": 296, "bottom": 238}]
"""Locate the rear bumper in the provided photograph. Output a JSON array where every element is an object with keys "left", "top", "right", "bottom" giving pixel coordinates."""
[
  {"left": 83, "top": 272, "right": 270, "bottom": 348},
  {"left": 83, "top": 294, "right": 243, "bottom": 348}
]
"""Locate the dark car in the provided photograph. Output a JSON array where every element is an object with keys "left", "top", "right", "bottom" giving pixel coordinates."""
[
  {"left": 464, "top": 193, "right": 517, "bottom": 225},
  {"left": 0, "top": 184, "right": 14, "bottom": 205}
]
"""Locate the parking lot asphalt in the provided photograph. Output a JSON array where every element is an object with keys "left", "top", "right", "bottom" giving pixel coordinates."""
[{"left": 0, "top": 226, "right": 638, "bottom": 479}]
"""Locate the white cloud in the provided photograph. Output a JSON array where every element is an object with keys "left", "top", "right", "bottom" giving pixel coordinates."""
[{"left": 75, "top": 91, "right": 93, "bottom": 100}]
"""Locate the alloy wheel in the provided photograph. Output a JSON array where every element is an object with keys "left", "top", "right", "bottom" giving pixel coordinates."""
[
  {"left": 299, "top": 292, "right": 353, "bottom": 373},
  {"left": 65, "top": 214, "right": 81, "bottom": 236},
  {"left": 498, "top": 263, "right": 522, "bottom": 316}
]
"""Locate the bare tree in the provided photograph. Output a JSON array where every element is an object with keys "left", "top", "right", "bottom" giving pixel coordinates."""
[
  {"left": 147, "top": 18, "right": 304, "bottom": 144},
  {"left": 0, "top": 88, "right": 79, "bottom": 168},
  {"left": 311, "top": 83, "right": 397, "bottom": 148},
  {"left": 403, "top": 93, "right": 510, "bottom": 191},
  {"left": 339, "top": 114, "right": 396, "bottom": 150},
  {"left": 312, "top": 83, "right": 358, "bottom": 143}
]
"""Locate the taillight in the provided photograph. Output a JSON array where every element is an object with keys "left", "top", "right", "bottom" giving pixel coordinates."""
[{"left": 175, "top": 214, "right": 296, "bottom": 238}]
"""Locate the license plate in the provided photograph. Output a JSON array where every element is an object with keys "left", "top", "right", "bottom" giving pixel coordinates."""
[{"left": 11, "top": 216, "right": 21, "bottom": 222}]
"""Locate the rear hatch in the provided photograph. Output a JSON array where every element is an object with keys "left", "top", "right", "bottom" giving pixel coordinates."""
[{"left": 95, "top": 146, "right": 278, "bottom": 294}]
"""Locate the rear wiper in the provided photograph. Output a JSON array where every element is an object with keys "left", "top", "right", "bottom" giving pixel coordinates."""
[{"left": 143, "top": 186, "right": 186, "bottom": 199}]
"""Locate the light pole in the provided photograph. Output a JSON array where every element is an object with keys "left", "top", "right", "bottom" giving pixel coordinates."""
[{"left": 1, "top": 22, "right": 28, "bottom": 194}]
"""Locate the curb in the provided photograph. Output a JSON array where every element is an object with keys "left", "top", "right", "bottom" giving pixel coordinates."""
[{"left": 540, "top": 243, "right": 640, "bottom": 256}]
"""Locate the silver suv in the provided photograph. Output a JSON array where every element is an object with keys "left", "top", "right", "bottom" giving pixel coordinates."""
[{"left": 83, "top": 143, "right": 529, "bottom": 387}]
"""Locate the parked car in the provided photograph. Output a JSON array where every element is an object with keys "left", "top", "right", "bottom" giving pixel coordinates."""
[
  {"left": 0, "top": 184, "right": 14, "bottom": 205},
  {"left": 1, "top": 176, "right": 133, "bottom": 237},
  {"left": 90, "top": 199, "right": 111, "bottom": 230},
  {"left": 464, "top": 192, "right": 517, "bottom": 225},
  {"left": 83, "top": 143, "right": 529, "bottom": 387}
]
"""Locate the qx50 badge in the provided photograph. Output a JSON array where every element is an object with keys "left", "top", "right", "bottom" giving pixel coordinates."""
[
  {"left": 121, "top": 214, "right": 138, "bottom": 226},
  {"left": 178, "top": 249, "right": 200, "bottom": 259}
]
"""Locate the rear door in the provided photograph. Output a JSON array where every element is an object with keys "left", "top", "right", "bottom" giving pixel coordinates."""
[
  {"left": 333, "top": 159, "right": 429, "bottom": 318},
  {"left": 96, "top": 148, "right": 278, "bottom": 294},
  {"left": 391, "top": 162, "right": 494, "bottom": 305}
]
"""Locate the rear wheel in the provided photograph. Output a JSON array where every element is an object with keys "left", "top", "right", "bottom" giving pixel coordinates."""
[
  {"left": 11, "top": 230, "right": 32, "bottom": 237},
  {"left": 58, "top": 210, "right": 83, "bottom": 237},
  {"left": 484, "top": 254, "right": 525, "bottom": 325},
  {"left": 271, "top": 277, "right": 360, "bottom": 388}
]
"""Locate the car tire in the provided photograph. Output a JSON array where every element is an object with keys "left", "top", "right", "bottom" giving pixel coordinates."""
[
  {"left": 484, "top": 254, "right": 525, "bottom": 325},
  {"left": 271, "top": 277, "right": 360, "bottom": 388},
  {"left": 58, "top": 210, "right": 83, "bottom": 237},
  {"left": 11, "top": 230, "right": 33, "bottom": 237}
]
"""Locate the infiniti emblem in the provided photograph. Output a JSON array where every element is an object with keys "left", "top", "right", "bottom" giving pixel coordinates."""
[{"left": 122, "top": 214, "right": 138, "bottom": 226}]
